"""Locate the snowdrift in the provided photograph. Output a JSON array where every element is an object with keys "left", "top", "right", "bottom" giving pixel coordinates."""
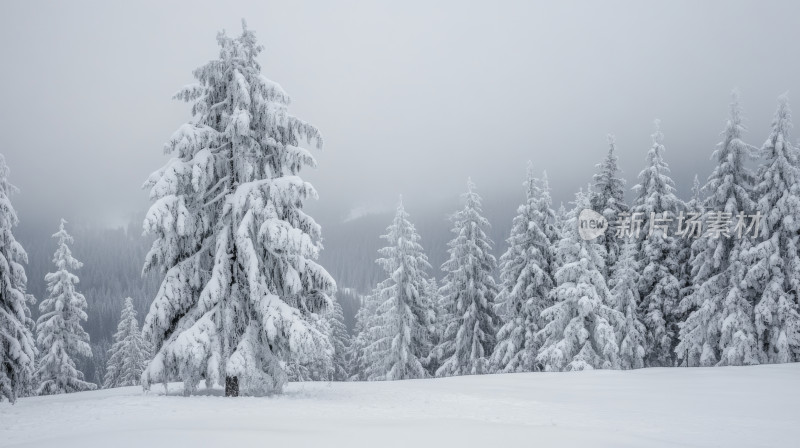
[{"left": 2, "top": 363, "right": 798, "bottom": 448}]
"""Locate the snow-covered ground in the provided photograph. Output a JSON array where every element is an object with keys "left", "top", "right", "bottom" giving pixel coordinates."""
[{"left": 2, "top": 364, "right": 798, "bottom": 448}]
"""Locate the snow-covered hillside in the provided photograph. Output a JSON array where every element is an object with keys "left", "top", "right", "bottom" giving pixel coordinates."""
[{"left": 2, "top": 364, "right": 798, "bottom": 448}]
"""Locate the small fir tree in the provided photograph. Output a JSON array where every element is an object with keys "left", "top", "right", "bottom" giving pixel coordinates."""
[
  {"left": 104, "top": 297, "right": 152, "bottom": 388},
  {"left": 35, "top": 219, "right": 95, "bottom": 395}
]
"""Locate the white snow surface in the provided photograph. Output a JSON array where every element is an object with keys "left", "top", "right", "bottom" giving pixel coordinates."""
[{"left": 2, "top": 364, "right": 798, "bottom": 448}]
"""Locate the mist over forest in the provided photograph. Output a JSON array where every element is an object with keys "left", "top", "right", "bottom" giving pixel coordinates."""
[{"left": 13, "top": 187, "right": 529, "bottom": 383}]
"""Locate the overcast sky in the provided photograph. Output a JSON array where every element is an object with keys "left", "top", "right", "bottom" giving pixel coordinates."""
[{"left": 1, "top": 0, "right": 799, "bottom": 228}]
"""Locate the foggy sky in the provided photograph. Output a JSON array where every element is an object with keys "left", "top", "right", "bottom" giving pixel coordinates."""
[{"left": 2, "top": 0, "right": 799, "bottom": 229}]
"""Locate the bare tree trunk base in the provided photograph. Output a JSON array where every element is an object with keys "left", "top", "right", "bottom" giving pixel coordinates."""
[{"left": 225, "top": 376, "right": 239, "bottom": 397}]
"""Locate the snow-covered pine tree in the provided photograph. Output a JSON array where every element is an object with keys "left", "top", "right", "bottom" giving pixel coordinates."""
[
  {"left": 631, "top": 120, "right": 684, "bottom": 367},
  {"left": 538, "top": 171, "right": 566, "bottom": 266},
  {"left": 743, "top": 94, "right": 800, "bottom": 363},
  {"left": 347, "top": 290, "right": 378, "bottom": 381},
  {"left": 422, "top": 277, "right": 442, "bottom": 375},
  {"left": 0, "top": 154, "right": 36, "bottom": 403},
  {"left": 491, "top": 164, "right": 555, "bottom": 373},
  {"left": 552, "top": 202, "right": 568, "bottom": 272},
  {"left": 536, "top": 190, "right": 622, "bottom": 371},
  {"left": 672, "top": 175, "right": 704, "bottom": 366},
  {"left": 285, "top": 312, "right": 333, "bottom": 382},
  {"left": 591, "top": 135, "right": 629, "bottom": 276},
  {"left": 677, "top": 92, "right": 759, "bottom": 367},
  {"left": 612, "top": 241, "right": 646, "bottom": 370},
  {"left": 103, "top": 297, "right": 152, "bottom": 388},
  {"left": 425, "top": 278, "right": 441, "bottom": 323},
  {"left": 687, "top": 175, "right": 702, "bottom": 214},
  {"left": 361, "top": 199, "right": 434, "bottom": 380},
  {"left": 676, "top": 175, "right": 704, "bottom": 309},
  {"left": 435, "top": 180, "right": 500, "bottom": 377},
  {"left": 141, "top": 22, "right": 335, "bottom": 396},
  {"left": 327, "top": 298, "right": 350, "bottom": 381},
  {"left": 35, "top": 219, "right": 95, "bottom": 395}
]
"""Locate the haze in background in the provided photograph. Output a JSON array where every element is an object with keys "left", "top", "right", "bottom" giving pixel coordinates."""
[{"left": 1, "top": 0, "right": 799, "bottom": 228}]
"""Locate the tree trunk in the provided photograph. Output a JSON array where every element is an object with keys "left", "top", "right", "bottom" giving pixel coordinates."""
[{"left": 225, "top": 375, "right": 239, "bottom": 397}]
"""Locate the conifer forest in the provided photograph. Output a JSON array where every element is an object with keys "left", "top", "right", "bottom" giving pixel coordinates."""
[{"left": 1, "top": 2, "right": 799, "bottom": 447}]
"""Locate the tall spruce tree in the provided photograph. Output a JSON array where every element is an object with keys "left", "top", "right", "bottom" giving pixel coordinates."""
[
  {"left": 676, "top": 175, "right": 704, "bottom": 310},
  {"left": 539, "top": 174, "right": 560, "bottom": 268},
  {"left": 35, "top": 219, "right": 95, "bottom": 395},
  {"left": 552, "top": 203, "right": 568, "bottom": 272},
  {"left": 423, "top": 277, "right": 442, "bottom": 375},
  {"left": 435, "top": 179, "right": 500, "bottom": 376},
  {"left": 491, "top": 164, "right": 555, "bottom": 373},
  {"left": 347, "top": 291, "right": 377, "bottom": 381},
  {"left": 591, "top": 135, "right": 629, "bottom": 276},
  {"left": 631, "top": 121, "right": 683, "bottom": 367},
  {"left": 0, "top": 154, "right": 36, "bottom": 403},
  {"left": 537, "top": 191, "right": 622, "bottom": 371},
  {"left": 612, "top": 242, "right": 646, "bottom": 370},
  {"left": 672, "top": 175, "right": 704, "bottom": 362},
  {"left": 361, "top": 199, "right": 434, "bottom": 380},
  {"left": 743, "top": 94, "right": 800, "bottom": 363},
  {"left": 141, "top": 22, "right": 335, "bottom": 396},
  {"left": 327, "top": 298, "right": 350, "bottom": 381},
  {"left": 677, "top": 92, "right": 758, "bottom": 366},
  {"left": 104, "top": 297, "right": 152, "bottom": 388}
]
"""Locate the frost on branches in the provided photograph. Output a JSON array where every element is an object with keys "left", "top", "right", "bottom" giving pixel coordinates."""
[
  {"left": 435, "top": 180, "right": 500, "bottom": 377},
  {"left": 631, "top": 121, "right": 683, "bottom": 367},
  {"left": 0, "top": 154, "right": 36, "bottom": 403},
  {"left": 552, "top": 203, "right": 568, "bottom": 271},
  {"left": 348, "top": 291, "right": 378, "bottom": 381},
  {"left": 104, "top": 297, "right": 152, "bottom": 388},
  {"left": 675, "top": 175, "right": 704, "bottom": 315},
  {"left": 536, "top": 191, "right": 622, "bottom": 371},
  {"left": 327, "top": 298, "right": 351, "bottom": 381},
  {"left": 591, "top": 135, "right": 629, "bottom": 276},
  {"left": 491, "top": 165, "right": 555, "bottom": 373},
  {"left": 285, "top": 312, "right": 333, "bottom": 382},
  {"left": 743, "top": 94, "right": 800, "bottom": 364},
  {"left": 287, "top": 296, "right": 351, "bottom": 382},
  {"left": 361, "top": 199, "right": 435, "bottom": 380},
  {"left": 35, "top": 219, "right": 95, "bottom": 395},
  {"left": 141, "top": 22, "right": 335, "bottom": 396},
  {"left": 422, "top": 277, "right": 442, "bottom": 374},
  {"left": 677, "top": 92, "right": 759, "bottom": 367},
  {"left": 611, "top": 241, "right": 646, "bottom": 370}
]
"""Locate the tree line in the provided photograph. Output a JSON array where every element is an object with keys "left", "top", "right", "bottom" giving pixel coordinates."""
[{"left": 347, "top": 91, "right": 800, "bottom": 380}]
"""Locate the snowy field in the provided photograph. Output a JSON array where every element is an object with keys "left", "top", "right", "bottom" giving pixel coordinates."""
[{"left": 2, "top": 364, "right": 799, "bottom": 448}]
